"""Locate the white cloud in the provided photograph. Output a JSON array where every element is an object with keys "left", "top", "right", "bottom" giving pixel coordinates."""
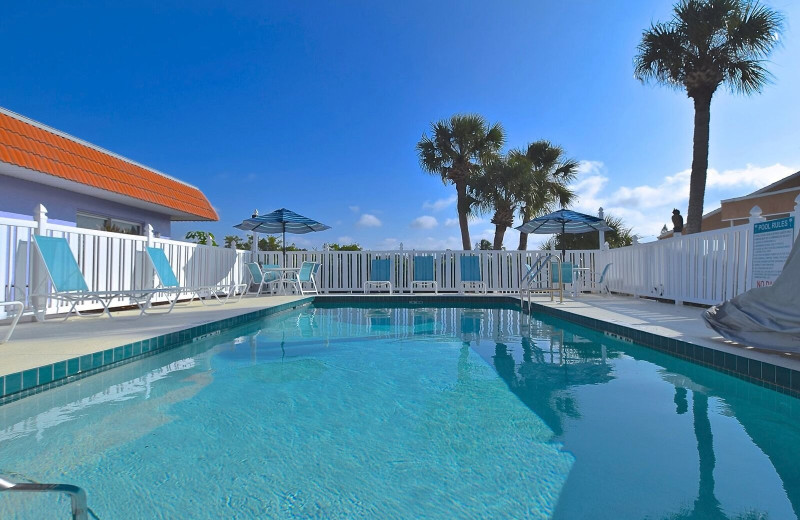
[
  {"left": 444, "top": 218, "right": 459, "bottom": 227},
  {"left": 348, "top": 205, "right": 360, "bottom": 213},
  {"left": 357, "top": 213, "right": 382, "bottom": 227},
  {"left": 570, "top": 161, "right": 796, "bottom": 240},
  {"left": 422, "top": 195, "right": 457, "bottom": 211},
  {"left": 337, "top": 236, "right": 355, "bottom": 244},
  {"left": 410, "top": 215, "right": 438, "bottom": 229}
]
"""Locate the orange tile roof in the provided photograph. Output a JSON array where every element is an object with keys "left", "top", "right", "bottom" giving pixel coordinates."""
[{"left": 0, "top": 109, "right": 218, "bottom": 221}]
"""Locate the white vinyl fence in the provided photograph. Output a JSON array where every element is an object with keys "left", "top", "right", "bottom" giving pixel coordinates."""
[
  {"left": 602, "top": 203, "right": 800, "bottom": 306},
  {"left": 255, "top": 249, "right": 599, "bottom": 294},
  {"left": 2, "top": 202, "right": 798, "bottom": 317},
  {"left": 1, "top": 206, "right": 249, "bottom": 317}
]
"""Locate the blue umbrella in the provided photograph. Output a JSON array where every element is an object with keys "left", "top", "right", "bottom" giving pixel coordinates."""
[
  {"left": 515, "top": 209, "right": 611, "bottom": 259},
  {"left": 235, "top": 208, "right": 331, "bottom": 264}
]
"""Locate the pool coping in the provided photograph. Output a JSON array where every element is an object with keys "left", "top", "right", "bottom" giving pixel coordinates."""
[
  {"left": 0, "top": 297, "right": 313, "bottom": 406},
  {"left": 2, "top": 293, "right": 798, "bottom": 405}
]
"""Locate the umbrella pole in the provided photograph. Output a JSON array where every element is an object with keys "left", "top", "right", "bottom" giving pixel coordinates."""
[
  {"left": 561, "top": 221, "right": 566, "bottom": 261},
  {"left": 282, "top": 226, "right": 286, "bottom": 267}
]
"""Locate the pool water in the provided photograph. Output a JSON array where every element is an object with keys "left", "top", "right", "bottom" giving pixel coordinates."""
[{"left": 1, "top": 303, "right": 799, "bottom": 519}]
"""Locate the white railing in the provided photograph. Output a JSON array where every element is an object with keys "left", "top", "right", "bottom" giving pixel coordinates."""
[
  {"left": 601, "top": 224, "right": 753, "bottom": 305},
  {"left": 0, "top": 206, "right": 249, "bottom": 317},
  {"left": 601, "top": 198, "right": 800, "bottom": 306},
  {"left": 5, "top": 201, "right": 796, "bottom": 316},
  {"left": 255, "top": 249, "right": 600, "bottom": 294}
]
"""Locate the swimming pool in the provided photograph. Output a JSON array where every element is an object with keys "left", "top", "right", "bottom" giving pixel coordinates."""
[{"left": 1, "top": 303, "right": 798, "bottom": 519}]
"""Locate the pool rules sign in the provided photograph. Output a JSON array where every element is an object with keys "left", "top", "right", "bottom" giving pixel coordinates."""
[{"left": 751, "top": 216, "right": 795, "bottom": 288}]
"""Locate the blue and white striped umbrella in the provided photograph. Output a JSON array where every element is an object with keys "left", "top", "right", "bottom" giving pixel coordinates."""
[
  {"left": 516, "top": 209, "right": 611, "bottom": 258},
  {"left": 234, "top": 208, "right": 331, "bottom": 263},
  {"left": 234, "top": 208, "right": 331, "bottom": 235},
  {"left": 516, "top": 209, "right": 611, "bottom": 234}
]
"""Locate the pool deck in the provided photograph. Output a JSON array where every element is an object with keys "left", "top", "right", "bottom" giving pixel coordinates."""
[
  {"left": 0, "top": 295, "right": 309, "bottom": 378},
  {"left": 2, "top": 292, "right": 799, "bottom": 401}
]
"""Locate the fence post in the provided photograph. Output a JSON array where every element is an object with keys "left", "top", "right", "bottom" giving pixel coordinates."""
[
  {"left": 598, "top": 207, "right": 605, "bottom": 249},
  {"left": 749, "top": 205, "right": 766, "bottom": 224},
  {"left": 251, "top": 232, "right": 258, "bottom": 264},
  {"left": 31, "top": 204, "right": 48, "bottom": 321},
  {"left": 794, "top": 194, "right": 800, "bottom": 242}
]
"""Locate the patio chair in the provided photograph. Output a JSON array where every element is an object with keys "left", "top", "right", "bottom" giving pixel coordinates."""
[
  {"left": 459, "top": 256, "right": 486, "bottom": 294},
  {"left": 411, "top": 255, "right": 438, "bottom": 294},
  {"left": 1, "top": 301, "right": 24, "bottom": 343},
  {"left": 552, "top": 261, "right": 573, "bottom": 290},
  {"left": 245, "top": 262, "right": 282, "bottom": 295},
  {"left": 590, "top": 263, "right": 613, "bottom": 294},
  {"left": 31, "top": 235, "right": 155, "bottom": 320},
  {"left": 284, "top": 261, "right": 320, "bottom": 295},
  {"left": 365, "top": 258, "right": 392, "bottom": 294},
  {"left": 146, "top": 247, "right": 246, "bottom": 306}
]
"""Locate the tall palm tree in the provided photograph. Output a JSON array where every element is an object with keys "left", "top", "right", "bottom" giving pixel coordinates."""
[
  {"left": 417, "top": 114, "right": 505, "bottom": 250},
  {"left": 471, "top": 153, "right": 529, "bottom": 249},
  {"left": 634, "top": 0, "right": 783, "bottom": 234},
  {"left": 516, "top": 141, "right": 578, "bottom": 250}
]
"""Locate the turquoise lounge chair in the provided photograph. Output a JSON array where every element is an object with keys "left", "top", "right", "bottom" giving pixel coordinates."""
[
  {"left": 591, "top": 262, "right": 613, "bottom": 294},
  {"left": 411, "top": 255, "right": 438, "bottom": 294},
  {"left": 32, "top": 235, "right": 155, "bottom": 320},
  {"left": 246, "top": 262, "right": 282, "bottom": 295},
  {"left": 146, "top": 247, "right": 246, "bottom": 306},
  {"left": 552, "top": 262, "right": 573, "bottom": 286},
  {"left": 460, "top": 256, "right": 486, "bottom": 294},
  {"left": 365, "top": 258, "right": 392, "bottom": 294},
  {"left": 284, "top": 261, "right": 320, "bottom": 295}
]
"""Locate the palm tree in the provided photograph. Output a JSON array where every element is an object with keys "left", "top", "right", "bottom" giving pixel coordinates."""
[
  {"left": 471, "top": 153, "right": 528, "bottom": 249},
  {"left": 634, "top": 0, "right": 783, "bottom": 234},
  {"left": 516, "top": 141, "right": 578, "bottom": 250},
  {"left": 417, "top": 114, "right": 505, "bottom": 250}
]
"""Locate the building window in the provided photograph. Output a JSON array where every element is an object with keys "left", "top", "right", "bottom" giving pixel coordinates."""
[{"left": 76, "top": 212, "right": 142, "bottom": 235}]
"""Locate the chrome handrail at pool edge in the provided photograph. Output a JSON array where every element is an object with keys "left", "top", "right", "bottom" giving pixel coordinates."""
[{"left": 0, "top": 476, "right": 89, "bottom": 520}]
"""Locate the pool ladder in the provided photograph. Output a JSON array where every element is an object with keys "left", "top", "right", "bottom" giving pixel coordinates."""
[
  {"left": 0, "top": 476, "right": 88, "bottom": 520},
  {"left": 520, "top": 254, "right": 564, "bottom": 310}
]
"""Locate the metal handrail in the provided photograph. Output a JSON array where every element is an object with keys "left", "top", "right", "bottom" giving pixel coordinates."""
[
  {"left": 521, "top": 255, "right": 563, "bottom": 308},
  {"left": 0, "top": 477, "right": 88, "bottom": 520}
]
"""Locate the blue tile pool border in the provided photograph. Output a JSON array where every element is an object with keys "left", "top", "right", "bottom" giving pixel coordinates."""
[
  {"left": 0, "top": 298, "right": 313, "bottom": 406},
  {"left": 2, "top": 293, "right": 798, "bottom": 404}
]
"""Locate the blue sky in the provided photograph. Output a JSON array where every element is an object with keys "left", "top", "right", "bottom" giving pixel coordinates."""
[{"left": 2, "top": 1, "right": 799, "bottom": 249}]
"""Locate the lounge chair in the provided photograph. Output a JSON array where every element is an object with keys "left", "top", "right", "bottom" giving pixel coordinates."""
[
  {"left": 553, "top": 261, "right": 573, "bottom": 291},
  {"left": 245, "top": 262, "right": 282, "bottom": 295},
  {"left": 459, "top": 256, "right": 486, "bottom": 294},
  {"left": 1, "top": 301, "right": 24, "bottom": 343},
  {"left": 31, "top": 235, "right": 155, "bottom": 320},
  {"left": 146, "top": 247, "right": 246, "bottom": 305},
  {"left": 590, "top": 263, "right": 612, "bottom": 294},
  {"left": 284, "top": 261, "right": 321, "bottom": 295},
  {"left": 411, "top": 255, "right": 438, "bottom": 294},
  {"left": 365, "top": 258, "right": 392, "bottom": 294}
]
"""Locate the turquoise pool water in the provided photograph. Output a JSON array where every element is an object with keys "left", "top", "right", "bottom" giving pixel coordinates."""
[{"left": 1, "top": 303, "right": 799, "bottom": 519}]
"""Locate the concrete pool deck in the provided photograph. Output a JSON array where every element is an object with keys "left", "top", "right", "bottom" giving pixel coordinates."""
[
  {"left": 0, "top": 295, "right": 310, "bottom": 378},
  {"left": 1, "top": 292, "right": 799, "bottom": 402}
]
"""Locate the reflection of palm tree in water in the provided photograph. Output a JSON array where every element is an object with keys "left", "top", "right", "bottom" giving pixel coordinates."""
[{"left": 672, "top": 387, "right": 727, "bottom": 520}]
